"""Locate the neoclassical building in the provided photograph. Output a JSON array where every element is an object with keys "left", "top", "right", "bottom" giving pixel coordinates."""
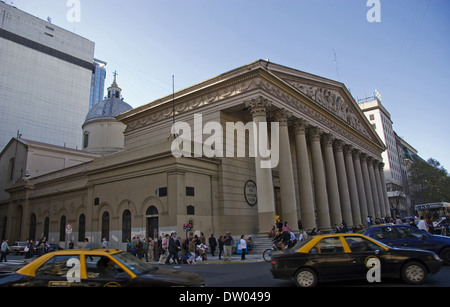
[{"left": 0, "top": 60, "right": 388, "bottom": 249}]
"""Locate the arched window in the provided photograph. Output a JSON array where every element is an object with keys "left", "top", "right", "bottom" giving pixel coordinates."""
[
  {"left": 122, "top": 210, "right": 131, "bottom": 243},
  {"left": 78, "top": 214, "right": 86, "bottom": 242},
  {"left": 29, "top": 214, "right": 36, "bottom": 241},
  {"left": 59, "top": 215, "right": 66, "bottom": 241},
  {"left": 101, "top": 211, "right": 110, "bottom": 241},
  {"left": 146, "top": 206, "right": 158, "bottom": 216}
]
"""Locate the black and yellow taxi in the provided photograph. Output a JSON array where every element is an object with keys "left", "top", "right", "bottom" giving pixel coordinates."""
[
  {"left": 271, "top": 233, "right": 442, "bottom": 287},
  {"left": 0, "top": 249, "right": 205, "bottom": 287}
]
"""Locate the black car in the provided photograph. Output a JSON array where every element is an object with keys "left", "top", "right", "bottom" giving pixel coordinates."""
[
  {"left": 361, "top": 224, "right": 450, "bottom": 265},
  {"left": 271, "top": 233, "right": 442, "bottom": 287}
]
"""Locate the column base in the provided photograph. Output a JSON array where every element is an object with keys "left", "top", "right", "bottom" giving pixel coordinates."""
[{"left": 258, "top": 211, "right": 276, "bottom": 236}]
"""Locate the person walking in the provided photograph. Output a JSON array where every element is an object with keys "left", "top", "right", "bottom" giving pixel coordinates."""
[
  {"left": 1, "top": 239, "right": 11, "bottom": 262},
  {"left": 24, "top": 239, "right": 34, "bottom": 259},
  {"left": 187, "top": 237, "right": 197, "bottom": 264},
  {"left": 142, "top": 237, "right": 149, "bottom": 262},
  {"left": 209, "top": 234, "right": 217, "bottom": 257},
  {"left": 418, "top": 216, "right": 428, "bottom": 232},
  {"left": 218, "top": 235, "right": 224, "bottom": 260},
  {"left": 223, "top": 231, "right": 233, "bottom": 261},
  {"left": 166, "top": 232, "right": 181, "bottom": 265},
  {"left": 147, "top": 237, "right": 155, "bottom": 262},
  {"left": 240, "top": 235, "right": 247, "bottom": 260}
]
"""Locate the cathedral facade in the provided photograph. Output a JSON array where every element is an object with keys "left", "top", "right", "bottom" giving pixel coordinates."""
[{"left": 1, "top": 60, "right": 388, "bottom": 249}]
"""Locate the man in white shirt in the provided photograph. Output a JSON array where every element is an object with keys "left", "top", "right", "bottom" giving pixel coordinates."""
[{"left": 417, "top": 216, "right": 428, "bottom": 232}]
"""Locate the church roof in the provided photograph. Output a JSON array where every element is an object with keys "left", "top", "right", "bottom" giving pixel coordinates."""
[{"left": 84, "top": 72, "right": 133, "bottom": 125}]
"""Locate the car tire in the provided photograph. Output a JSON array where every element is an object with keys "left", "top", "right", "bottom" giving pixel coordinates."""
[
  {"left": 401, "top": 261, "right": 427, "bottom": 285},
  {"left": 439, "top": 247, "right": 450, "bottom": 266},
  {"left": 294, "top": 268, "right": 318, "bottom": 287}
]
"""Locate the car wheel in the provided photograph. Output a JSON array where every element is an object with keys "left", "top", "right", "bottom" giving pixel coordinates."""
[
  {"left": 439, "top": 247, "right": 450, "bottom": 266},
  {"left": 294, "top": 268, "right": 318, "bottom": 287},
  {"left": 401, "top": 261, "right": 427, "bottom": 285}
]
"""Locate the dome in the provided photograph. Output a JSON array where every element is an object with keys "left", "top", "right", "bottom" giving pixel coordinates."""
[
  {"left": 84, "top": 97, "right": 133, "bottom": 125},
  {"left": 83, "top": 73, "right": 133, "bottom": 125}
]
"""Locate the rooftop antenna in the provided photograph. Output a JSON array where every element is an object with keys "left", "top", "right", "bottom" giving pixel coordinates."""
[
  {"left": 169, "top": 75, "right": 178, "bottom": 139},
  {"left": 332, "top": 49, "right": 340, "bottom": 81}
]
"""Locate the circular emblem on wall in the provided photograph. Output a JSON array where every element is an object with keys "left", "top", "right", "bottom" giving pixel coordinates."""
[{"left": 244, "top": 180, "right": 257, "bottom": 207}]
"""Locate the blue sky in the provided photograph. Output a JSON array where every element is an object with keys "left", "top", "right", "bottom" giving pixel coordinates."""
[{"left": 9, "top": 0, "right": 450, "bottom": 169}]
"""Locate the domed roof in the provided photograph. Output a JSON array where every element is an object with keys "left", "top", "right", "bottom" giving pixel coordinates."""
[
  {"left": 84, "top": 74, "right": 133, "bottom": 125},
  {"left": 84, "top": 97, "right": 133, "bottom": 124}
]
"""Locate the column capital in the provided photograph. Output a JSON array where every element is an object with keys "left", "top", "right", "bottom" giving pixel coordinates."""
[
  {"left": 352, "top": 148, "right": 361, "bottom": 160},
  {"left": 244, "top": 96, "right": 271, "bottom": 118},
  {"left": 321, "top": 133, "right": 335, "bottom": 147},
  {"left": 333, "top": 139, "right": 345, "bottom": 152},
  {"left": 272, "top": 109, "right": 292, "bottom": 126},
  {"left": 293, "top": 118, "right": 309, "bottom": 134},
  {"left": 343, "top": 144, "right": 354, "bottom": 156},
  {"left": 360, "top": 152, "right": 368, "bottom": 162},
  {"left": 307, "top": 126, "right": 323, "bottom": 142}
]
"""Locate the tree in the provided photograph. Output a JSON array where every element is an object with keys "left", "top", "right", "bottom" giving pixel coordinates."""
[{"left": 409, "top": 158, "right": 450, "bottom": 204}]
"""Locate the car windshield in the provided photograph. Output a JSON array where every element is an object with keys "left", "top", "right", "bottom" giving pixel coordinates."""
[
  {"left": 290, "top": 237, "right": 314, "bottom": 251},
  {"left": 112, "top": 251, "right": 157, "bottom": 275}
]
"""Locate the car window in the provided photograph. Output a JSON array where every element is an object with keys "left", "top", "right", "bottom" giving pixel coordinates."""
[
  {"left": 396, "top": 226, "right": 424, "bottom": 239},
  {"left": 85, "top": 255, "right": 124, "bottom": 279},
  {"left": 35, "top": 255, "right": 79, "bottom": 278},
  {"left": 309, "top": 237, "right": 344, "bottom": 254},
  {"left": 373, "top": 226, "right": 398, "bottom": 240},
  {"left": 345, "top": 236, "right": 381, "bottom": 252}
]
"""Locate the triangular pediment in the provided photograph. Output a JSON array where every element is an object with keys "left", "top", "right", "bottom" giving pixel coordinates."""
[{"left": 260, "top": 62, "right": 385, "bottom": 151}]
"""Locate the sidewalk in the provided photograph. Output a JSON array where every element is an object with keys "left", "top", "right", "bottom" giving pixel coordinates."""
[
  {"left": 155, "top": 251, "right": 265, "bottom": 265},
  {"left": 198, "top": 251, "right": 264, "bottom": 264}
]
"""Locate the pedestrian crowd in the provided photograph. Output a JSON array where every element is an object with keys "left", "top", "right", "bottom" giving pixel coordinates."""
[{"left": 122, "top": 230, "right": 254, "bottom": 265}]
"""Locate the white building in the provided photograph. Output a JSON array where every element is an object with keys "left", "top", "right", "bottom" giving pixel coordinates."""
[
  {"left": 359, "top": 96, "right": 405, "bottom": 215},
  {"left": 0, "top": 2, "right": 95, "bottom": 151}
]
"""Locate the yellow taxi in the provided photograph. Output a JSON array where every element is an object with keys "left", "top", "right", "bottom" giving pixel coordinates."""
[
  {"left": 0, "top": 248, "right": 204, "bottom": 287},
  {"left": 271, "top": 233, "right": 442, "bottom": 287}
]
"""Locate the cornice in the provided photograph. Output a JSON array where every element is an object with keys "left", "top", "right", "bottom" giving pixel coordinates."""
[{"left": 119, "top": 61, "right": 385, "bottom": 157}]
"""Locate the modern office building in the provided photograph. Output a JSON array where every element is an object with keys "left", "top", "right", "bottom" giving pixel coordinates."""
[
  {"left": 0, "top": 2, "right": 95, "bottom": 151},
  {"left": 90, "top": 58, "right": 107, "bottom": 110}
]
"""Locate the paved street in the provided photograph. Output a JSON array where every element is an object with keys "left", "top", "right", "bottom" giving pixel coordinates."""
[
  {"left": 2, "top": 252, "right": 449, "bottom": 287},
  {"left": 172, "top": 257, "right": 450, "bottom": 287}
]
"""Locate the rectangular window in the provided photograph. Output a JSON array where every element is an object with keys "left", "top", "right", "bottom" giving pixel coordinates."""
[
  {"left": 158, "top": 187, "right": 167, "bottom": 197},
  {"left": 186, "top": 187, "right": 195, "bottom": 196}
]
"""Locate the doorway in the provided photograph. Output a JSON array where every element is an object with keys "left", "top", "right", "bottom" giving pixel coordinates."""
[{"left": 146, "top": 206, "right": 158, "bottom": 239}]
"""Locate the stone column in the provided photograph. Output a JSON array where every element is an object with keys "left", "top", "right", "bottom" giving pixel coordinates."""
[
  {"left": 373, "top": 160, "right": 386, "bottom": 218},
  {"left": 379, "top": 163, "right": 391, "bottom": 217},
  {"left": 353, "top": 150, "right": 368, "bottom": 225},
  {"left": 333, "top": 140, "right": 353, "bottom": 227},
  {"left": 308, "top": 127, "right": 332, "bottom": 232},
  {"left": 360, "top": 153, "right": 375, "bottom": 219},
  {"left": 344, "top": 145, "right": 362, "bottom": 226},
  {"left": 245, "top": 97, "right": 276, "bottom": 235},
  {"left": 322, "top": 133, "right": 342, "bottom": 228},
  {"left": 367, "top": 157, "right": 381, "bottom": 218},
  {"left": 294, "top": 119, "right": 316, "bottom": 231},
  {"left": 273, "top": 109, "right": 298, "bottom": 232}
]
